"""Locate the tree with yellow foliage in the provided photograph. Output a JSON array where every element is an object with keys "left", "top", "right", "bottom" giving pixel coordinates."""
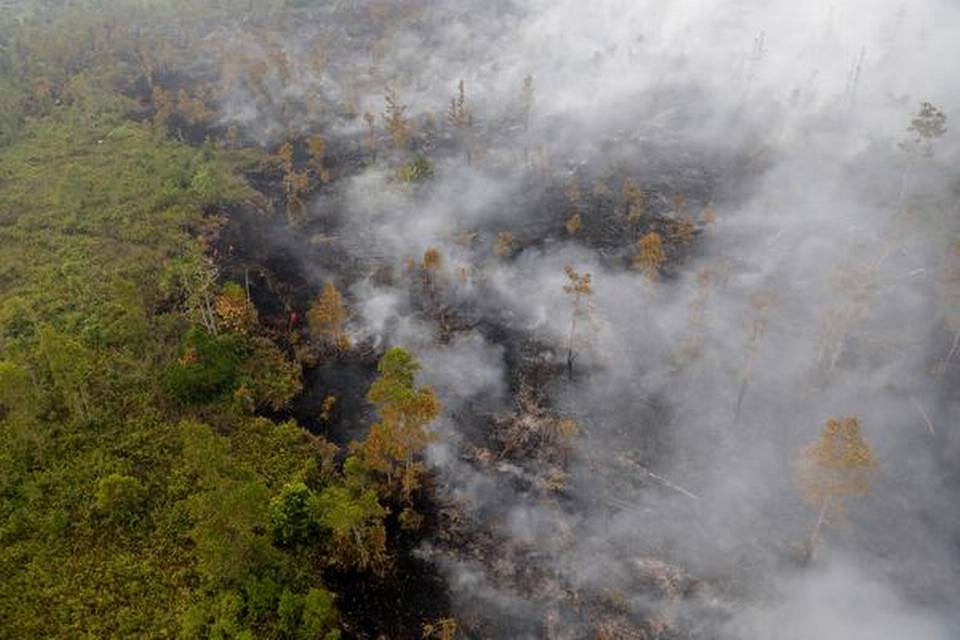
[
  {"left": 350, "top": 348, "right": 440, "bottom": 506},
  {"left": 215, "top": 282, "right": 258, "bottom": 335},
  {"left": 633, "top": 232, "right": 665, "bottom": 280},
  {"left": 308, "top": 282, "right": 351, "bottom": 352},
  {"left": 563, "top": 266, "right": 594, "bottom": 379},
  {"left": 796, "top": 416, "right": 877, "bottom": 558},
  {"left": 565, "top": 213, "right": 582, "bottom": 236}
]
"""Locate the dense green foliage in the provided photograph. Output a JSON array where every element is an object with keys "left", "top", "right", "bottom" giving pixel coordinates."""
[
  {"left": 0, "top": 3, "right": 446, "bottom": 637},
  {"left": 0, "top": 107, "right": 345, "bottom": 637}
]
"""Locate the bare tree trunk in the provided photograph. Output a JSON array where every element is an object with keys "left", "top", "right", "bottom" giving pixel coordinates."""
[
  {"left": 566, "top": 314, "right": 578, "bottom": 380},
  {"left": 734, "top": 377, "right": 749, "bottom": 423},
  {"left": 898, "top": 157, "right": 914, "bottom": 207},
  {"left": 807, "top": 497, "right": 830, "bottom": 562}
]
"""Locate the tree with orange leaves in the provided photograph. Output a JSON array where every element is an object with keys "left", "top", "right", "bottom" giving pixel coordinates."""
[
  {"left": 633, "top": 232, "right": 665, "bottom": 279},
  {"left": 308, "top": 282, "right": 351, "bottom": 352},
  {"left": 796, "top": 416, "right": 877, "bottom": 558},
  {"left": 215, "top": 282, "right": 257, "bottom": 335}
]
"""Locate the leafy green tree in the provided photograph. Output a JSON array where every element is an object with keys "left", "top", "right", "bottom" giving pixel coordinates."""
[
  {"left": 37, "top": 325, "right": 94, "bottom": 420},
  {"left": 236, "top": 337, "right": 304, "bottom": 412},
  {"left": 270, "top": 481, "right": 318, "bottom": 548},
  {"left": 278, "top": 587, "right": 341, "bottom": 640},
  {"left": 186, "top": 478, "right": 274, "bottom": 586},
  {"left": 0, "top": 361, "right": 35, "bottom": 423},
  {"left": 180, "top": 591, "right": 253, "bottom": 640},
  {"left": 166, "top": 328, "right": 246, "bottom": 403},
  {"left": 94, "top": 473, "right": 146, "bottom": 527},
  {"left": 191, "top": 162, "right": 231, "bottom": 202},
  {"left": 312, "top": 485, "right": 388, "bottom": 574},
  {"left": 350, "top": 347, "right": 440, "bottom": 504}
]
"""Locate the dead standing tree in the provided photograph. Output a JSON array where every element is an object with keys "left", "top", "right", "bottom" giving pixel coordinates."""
[
  {"left": 734, "top": 293, "right": 775, "bottom": 422},
  {"left": 447, "top": 79, "right": 473, "bottom": 165},
  {"left": 563, "top": 266, "right": 594, "bottom": 380}
]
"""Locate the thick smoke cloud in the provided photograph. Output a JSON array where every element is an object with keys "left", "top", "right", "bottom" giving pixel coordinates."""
[{"left": 221, "top": 0, "right": 960, "bottom": 636}]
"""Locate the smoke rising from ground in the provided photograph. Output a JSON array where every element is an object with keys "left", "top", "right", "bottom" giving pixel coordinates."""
[{"left": 219, "top": 0, "right": 960, "bottom": 636}]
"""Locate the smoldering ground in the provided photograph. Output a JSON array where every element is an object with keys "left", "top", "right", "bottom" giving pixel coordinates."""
[{"left": 211, "top": 0, "right": 960, "bottom": 637}]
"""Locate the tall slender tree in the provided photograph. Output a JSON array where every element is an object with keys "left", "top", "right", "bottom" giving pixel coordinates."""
[{"left": 563, "top": 266, "right": 594, "bottom": 380}]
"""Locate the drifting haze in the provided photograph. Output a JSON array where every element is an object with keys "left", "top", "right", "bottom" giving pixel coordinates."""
[{"left": 221, "top": 0, "right": 960, "bottom": 636}]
